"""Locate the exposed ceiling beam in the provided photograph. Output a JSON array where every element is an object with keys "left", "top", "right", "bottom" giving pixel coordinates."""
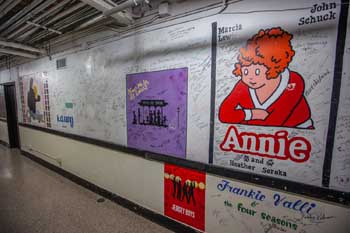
[
  {"left": 80, "top": 0, "right": 134, "bottom": 25},
  {"left": 17, "top": 2, "right": 87, "bottom": 41},
  {"left": 75, "top": 14, "right": 105, "bottom": 31},
  {"left": 0, "top": 0, "right": 21, "bottom": 18},
  {"left": 0, "top": 40, "right": 45, "bottom": 54},
  {"left": 1, "top": 0, "right": 57, "bottom": 37},
  {"left": 104, "top": 0, "right": 147, "bottom": 17},
  {"left": 46, "top": 2, "right": 87, "bottom": 26},
  {"left": 80, "top": 0, "right": 114, "bottom": 10},
  {"left": 27, "top": 7, "right": 98, "bottom": 43},
  {"left": 6, "top": 0, "right": 71, "bottom": 40},
  {"left": 0, "top": 0, "right": 13, "bottom": 12},
  {"left": 26, "top": 21, "right": 62, "bottom": 35},
  {"left": 0, "top": 48, "right": 38, "bottom": 59},
  {"left": 0, "top": 0, "right": 46, "bottom": 32}
]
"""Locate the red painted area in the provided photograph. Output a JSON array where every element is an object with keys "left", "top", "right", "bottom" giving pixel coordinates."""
[{"left": 164, "top": 164, "right": 206, "bottom": 231}]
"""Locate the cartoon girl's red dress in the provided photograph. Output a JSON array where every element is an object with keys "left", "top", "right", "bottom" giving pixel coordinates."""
[{"left": 219, "top": 69, "right": 313, "bottom": 129}]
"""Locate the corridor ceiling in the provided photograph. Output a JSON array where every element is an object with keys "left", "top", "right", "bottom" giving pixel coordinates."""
[{"left": 0, "top": 0, "right": 154, "bottom": 67}]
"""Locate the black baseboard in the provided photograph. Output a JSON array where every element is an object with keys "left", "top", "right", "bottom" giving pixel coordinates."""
[
  {"left": 20, "top": 150, "right": 198, "bottom": 233},
  {"left": 0, "top": 140, "right": 9, "bottom": 147}
]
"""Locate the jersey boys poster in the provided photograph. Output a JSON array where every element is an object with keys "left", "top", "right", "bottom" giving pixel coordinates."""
[
  {"left": 213, "top": 1, "right": 340, "bottom": 187},
  {"left": 164, "top": 164, "right": 206, "bottom": 231}
]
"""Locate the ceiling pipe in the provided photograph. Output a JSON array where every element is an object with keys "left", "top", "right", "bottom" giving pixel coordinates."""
[
  {"left": 0, "top": 0, "right": 13, "bottom": 12},
  {"left": 80, "top": 0, "right": 114, "bottom": 12},
  {"left": 28, "top": 8, "right": 98, "bottom": 43},
  {"left": 104, "top": 0, "right": 149, "bottom": 17},
  {"left": 2, "top": 0, "right": 57, "bottom": 37},
  {"left": 26, "top": 21, "right": 62, "bottom": 35},
  {"left": 0, "top": 48, "right": 38, "bottom": 59},
  {"left": 57, "top": 12, "right": 102, "bottom": 31},
  {"left": 17, "top": 2, "right": 87, "bottom": 41},
  {"left": 103, "top": 0, "right": 117, "bottom": 7},
  {"left": 0, "top": 40, "right": 45, "bottom": 53},
  {"left": 0, "top": 0, "right": 46, "bottom": 32},
  {"left": 81, "top": 0, "right": 134, "bottom": 25},
  {"left": 0, "top": 0, "right": 21, "bottom": 18},
  {"left": 49, "top": 7, "right": 97, "bottom": 29},
  {"left": 7, "top": 0, "right": 72, "bottom": 40},
  {"left": 74, "top": 14, "right": 105, "bottom": 31},
  {"left": 45, "top": 2, "right": 87, "bottom": 26}
]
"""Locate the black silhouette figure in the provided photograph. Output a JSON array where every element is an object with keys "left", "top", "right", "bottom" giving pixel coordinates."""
[
  {"left": 171, "top": 178, "right": 182, "bottom": 200},
  {"left": 27, "top": 78, "right": 41, "bottom": 120},
  {"left": 132, "top": 111, "right": 137, "bottom": 124},
  {"left": 171, "top": 178, "right": 196, "bottom": 206},
  {"left": 132, "top": 100, "right": 170, "bottom": 127},
  {"left": 182, "top": 181, "right": 196, "bottom": 206}
]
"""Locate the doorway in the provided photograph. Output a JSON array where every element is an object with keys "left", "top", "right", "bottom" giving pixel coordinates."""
[{"left": 4, "top": 83, "right": 20, "bottom": 148}]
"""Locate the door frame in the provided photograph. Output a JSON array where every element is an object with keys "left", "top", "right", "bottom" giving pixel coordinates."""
[{"left": 2, "top": 81, "right": 21, "bottom": 148}]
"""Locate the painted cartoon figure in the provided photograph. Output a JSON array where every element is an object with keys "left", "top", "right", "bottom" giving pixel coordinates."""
[
  {"left": 219, "top": 27, "right": 313, "bottom": 129},
  {"left": 27, "top": 78, "right": 43, "bottom": 122}
]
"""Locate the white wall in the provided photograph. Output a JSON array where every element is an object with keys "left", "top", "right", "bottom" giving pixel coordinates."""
[
  {"left": 19, "top": 125, "right": 350, "bottom": 233},
  {"left": 19, "top": 126, "right": 164, "bottom": 214},
  {"left": 0, "top": 121, "right": 9, "bottom": 144}
]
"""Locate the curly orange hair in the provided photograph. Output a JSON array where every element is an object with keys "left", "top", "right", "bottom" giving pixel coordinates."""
[{"left": 233, "top": 27, "right": 295, "bottom": 79}]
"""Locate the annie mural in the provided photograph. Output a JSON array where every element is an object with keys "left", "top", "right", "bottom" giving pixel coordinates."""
[
  {"left": 219, "top": 27, "right": 313, "bottom": 129},
  {"left": 213, "top": 3, "right": 340, "bottom": 187}
]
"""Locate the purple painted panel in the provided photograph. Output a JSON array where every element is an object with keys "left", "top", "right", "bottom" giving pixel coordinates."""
[{"left": 126, "top": 68, "right": 188, "bottom": 158}]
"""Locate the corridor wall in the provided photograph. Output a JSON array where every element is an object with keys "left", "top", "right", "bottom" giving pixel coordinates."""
[{"left": 0, "top": 0, "right": 349, "bottom": 232}]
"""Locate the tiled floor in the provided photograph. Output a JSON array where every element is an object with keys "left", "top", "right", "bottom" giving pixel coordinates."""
[{"left": 0, "top": 145, "right": 173, "bottom": 233}]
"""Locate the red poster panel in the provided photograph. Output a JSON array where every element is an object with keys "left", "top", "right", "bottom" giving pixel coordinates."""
[{"left": 164, "top": 164, "right": 206, "bottom": 231}]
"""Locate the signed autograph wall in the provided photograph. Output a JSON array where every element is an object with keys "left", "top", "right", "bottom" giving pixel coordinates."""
[
  {"left": 329, "top": 10, "right": 350, "bottom": 192},
  {"left": 213, "top": 1, "right": 342, "bottom": 187},
  {"left": 206, "top": 175, "right": 349, "bottom": 233},
  {"left": 8, "top": 0, "right": 349, "bottom": 194},
  {"left": 1, "top": 1, "right": 348, "bottom": 232},
  {"left": 126, "top": 68, "right": 188, "bottom": 158}
]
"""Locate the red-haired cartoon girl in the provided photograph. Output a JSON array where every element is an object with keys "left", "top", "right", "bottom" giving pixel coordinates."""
[{"left": 219, "top": 27, "right": 313, "bottom": 129}]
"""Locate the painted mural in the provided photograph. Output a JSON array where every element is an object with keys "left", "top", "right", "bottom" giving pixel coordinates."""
[
  {"left": 164, "top": 164, "right": 206, "bottom": 231},
  {"left": 126, "top": 68, "right": 188, "bottom": 158},
  {"left": 213, "top": 1, "right": 341, "bottom": 187},
  {"left": 219, "top": 27, "right": 313, "bottom": 129},
  {"left": 206, "top": 175, "right": 349, "bottom": 233},
  {"left": 19, "top": 72, "right": 51, "bottom": 127}
]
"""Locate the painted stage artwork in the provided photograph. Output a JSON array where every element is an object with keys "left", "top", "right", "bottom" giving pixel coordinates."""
[
  {"left": 19, "top": 72, "right": 51, "bottom": 127},
  {"left": 126, "top": 68, "right": 188, "bottom": 158}
]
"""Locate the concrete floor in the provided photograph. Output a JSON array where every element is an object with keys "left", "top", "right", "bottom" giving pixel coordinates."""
[{"left": 0, "top": 145, "right": 173, "bottom": 233}]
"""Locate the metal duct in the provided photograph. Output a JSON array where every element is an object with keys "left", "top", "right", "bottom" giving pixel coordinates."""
[
  {"left": 81, "top": 0, "right": 133, "bottom": 25},
  {"left": 0, "top": 48, "right": 38, "bottom": 59},
  {"left": 0, "top": 40, "right": 45, "bottom": 53},
  {"left": 104, "top": 0, "right": 147, "bottom": 17}
]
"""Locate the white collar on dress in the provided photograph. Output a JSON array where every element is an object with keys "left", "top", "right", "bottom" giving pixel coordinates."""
[{"left": 249, "top": 68, "right": 290, "bottom": 110}]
